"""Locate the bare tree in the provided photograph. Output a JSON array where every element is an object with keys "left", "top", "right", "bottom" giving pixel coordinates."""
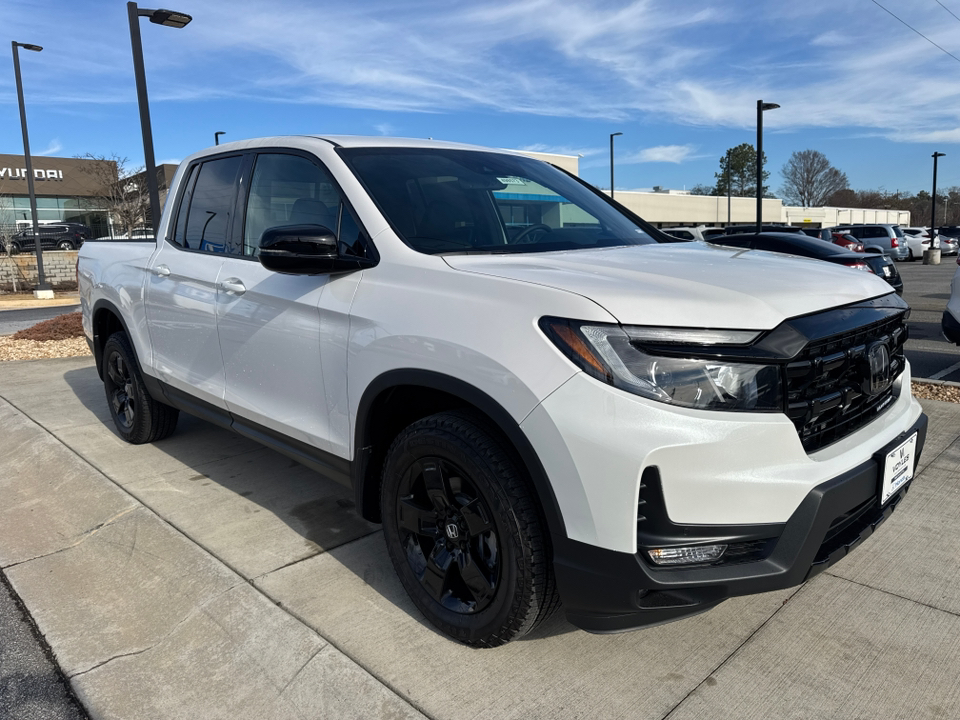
[
  {"left": 779, "top": 150, "right": 849, "bottom": 207},
  {"left": 75, "top": 153, "right": 149, "bottom": 236}
]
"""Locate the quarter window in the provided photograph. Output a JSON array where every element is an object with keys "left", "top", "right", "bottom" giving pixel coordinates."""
[{"left": 181, "top": 156, "right": 242, "bottom": 253}]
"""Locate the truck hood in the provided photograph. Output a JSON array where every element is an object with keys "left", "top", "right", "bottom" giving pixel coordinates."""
[{"left": 443, "top": 242, "right": 893, "bottom": 330}]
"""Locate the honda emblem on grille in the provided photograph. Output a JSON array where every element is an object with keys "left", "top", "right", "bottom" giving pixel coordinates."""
[{"left": 862, "top": 342, "right": 893, "bottom": 396}]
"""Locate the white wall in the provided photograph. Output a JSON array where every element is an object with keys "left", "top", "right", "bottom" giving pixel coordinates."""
[{"left": 606, "top": 191, "right": 783, "bottom": 225}]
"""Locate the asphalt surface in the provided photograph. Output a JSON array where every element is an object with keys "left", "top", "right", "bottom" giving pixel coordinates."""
[
  {"left": 0, "top": 573, "right": 88, "bottom": 720},
  {"left": 899, "top": 259, "right": 960, "bottom": 380},
  {"left": 0, "top": 306, "right": 80, "bottom": 336}
]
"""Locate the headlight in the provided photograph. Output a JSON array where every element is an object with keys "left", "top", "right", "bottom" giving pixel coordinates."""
[{"left": 540, "top": 317, "right": 782, "bottom": 412}]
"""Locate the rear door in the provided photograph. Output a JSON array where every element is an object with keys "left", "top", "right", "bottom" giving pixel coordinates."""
[
  {"left": 216, "top": 150, "right": 374, "bottom": 457},
  {"left": 144, "top": 154, "right": 242, "bottom": 410}
]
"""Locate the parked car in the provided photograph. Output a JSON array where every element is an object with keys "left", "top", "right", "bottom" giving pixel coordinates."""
[
  {"left": 799, "top": 228, "right": 822, "bottom": 238},
  {"left": 660, "top": 226, "right": 722, "bottom": 242},
  {"left": 716, "top": 232, "right": 902, "bottom": 294},
  {"left": 79, "top": 136, "right": 926, "bottom": 646},
  {"left": 830, "top": 232, "right": 864, "bottom": 252},
  {"left": 901, "top": 227, "right": 958, "bottom": 259},
  {"left": 2, "top": 224, "right": 87, "bottom": 253},
  {"left": 722, "top": 224, "right": 806, "bottom": 235},
  {"left": 832, "top": 224, "right": 909, "bottom": 261},
  {"left": 701, "top": 227, "right": 728, "bottom": 240},
  {"left": 943, "top": 254, "right": 960, "bottom": 343}
]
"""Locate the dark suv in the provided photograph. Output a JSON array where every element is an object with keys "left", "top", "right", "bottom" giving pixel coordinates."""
[{"left": 2, "top": 224, "right": 89, "bottom": 254}]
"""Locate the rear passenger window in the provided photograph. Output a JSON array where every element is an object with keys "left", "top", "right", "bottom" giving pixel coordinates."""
[
  {"left": 181, "top": 156, "right": 242, "bottom": 253},
  {"left": 243, "top": 153, "right": 372, "bottom": 259}
]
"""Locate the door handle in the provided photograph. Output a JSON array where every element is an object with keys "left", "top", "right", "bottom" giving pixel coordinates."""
[
  {"left": 153, "top": 264, "right": 170, "bottom": 277},
  {"left": 219, "top": 278, "right": 246, "bottom": 296}
]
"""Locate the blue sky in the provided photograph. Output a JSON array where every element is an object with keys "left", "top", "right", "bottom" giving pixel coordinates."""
[{"left": 4, "top": 0, "right": 960, "bottom": 196}]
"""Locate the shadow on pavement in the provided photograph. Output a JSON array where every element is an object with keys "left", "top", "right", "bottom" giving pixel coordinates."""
[{"left": 61, "top": 365, "right": 578, "bottom": 643}]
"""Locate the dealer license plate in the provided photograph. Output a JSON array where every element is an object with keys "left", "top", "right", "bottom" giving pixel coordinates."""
[{"left": 882, "top": 433, "right": 917, "bottom": 505}]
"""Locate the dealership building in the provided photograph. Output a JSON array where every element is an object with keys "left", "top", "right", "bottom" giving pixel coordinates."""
[{"left": 0, "top": 153, "right": 178, "bottom": 238}]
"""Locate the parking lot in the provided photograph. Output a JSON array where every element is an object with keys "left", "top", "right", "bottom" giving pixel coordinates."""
[
  {"left": 2, "top": 356, "right": 960, "bottom": 719},
  {"left": 899, "top": 259, "right": 960, "bottom": 380}
]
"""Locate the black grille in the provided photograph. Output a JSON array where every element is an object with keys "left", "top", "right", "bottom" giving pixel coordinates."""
[{"left": 785, "top": 313, "right": 907, "bottom": 452}]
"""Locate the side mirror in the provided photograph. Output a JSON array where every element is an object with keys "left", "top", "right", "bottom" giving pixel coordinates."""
[{"left": 257, "top": 224, "right": 337, "bottom": 274}]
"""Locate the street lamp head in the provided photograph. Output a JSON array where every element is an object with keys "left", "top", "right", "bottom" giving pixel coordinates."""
[
  {"left": 760, "top": 102, "right": 780, "bottom": 111},
  {"left": 611, "top": 132, "right": 623, "bottom": 138},
  {"left": 148, "top": 9, "right": 192, "bottom": 27},
  {"left": 934, "top": 152, "right": 947, "bottom": 158},
  {"left": 14, "top": 43, "right": 43, "bottom": 52}
]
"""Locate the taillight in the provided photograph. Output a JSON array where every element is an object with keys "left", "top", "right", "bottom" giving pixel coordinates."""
[
  {"left": 891, "top": 238, "right": 899, "bottom": 248},
  {"left": 843, "top": 261, "right": 874, "bottom": 273},
  {"left": 856, "top": 244, "right": 864, "bottom": 252}
]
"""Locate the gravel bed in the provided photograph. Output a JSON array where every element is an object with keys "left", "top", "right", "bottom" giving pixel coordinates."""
[
  {"left": 911, "top": 380, "right": 960, "bottom": 403},
  {"left": 0, "top": 336, "right": 91, "bottom": 362}
]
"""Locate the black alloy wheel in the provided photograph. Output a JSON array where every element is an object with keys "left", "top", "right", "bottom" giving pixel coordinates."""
[
  {"left": 101, "top": 331, "right": 179, "bottom": 444},
  {"left": 381, "top": 411, "right": 559, "bottom": 647},
  {"left": 104, "top": 349, "right": 137, "bottom": 432},
  {"left": 396, "top": 456, "right": 500, "bottom": 614}
]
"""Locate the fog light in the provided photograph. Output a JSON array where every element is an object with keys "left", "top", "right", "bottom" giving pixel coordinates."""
[{"left": 647, "top": 544, "right": 727, "bottom": 566}]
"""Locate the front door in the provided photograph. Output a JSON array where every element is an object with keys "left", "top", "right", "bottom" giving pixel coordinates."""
[
  {"left": 145, "top": 154, "right": 243, "bottom": 409},
  {"left": 216, "top": 151, "right": 372, "bottom": 458}
]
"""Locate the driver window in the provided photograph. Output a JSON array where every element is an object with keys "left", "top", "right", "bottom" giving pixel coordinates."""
[{"left": 243, "top": 153, "right": 341, "bottom": 256}]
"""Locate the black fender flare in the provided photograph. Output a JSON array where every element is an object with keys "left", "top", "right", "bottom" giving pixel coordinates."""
[{"left": 352, "top": 368, "right": 568, "bottom": 543}]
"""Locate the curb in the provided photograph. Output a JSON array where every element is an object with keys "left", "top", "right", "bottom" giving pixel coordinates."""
[
  {"left": 912, "top": 377, "right": 960, "bottom": 388},
  {"left": 0, "top": 300, "right": 80, "bottom": 313}
]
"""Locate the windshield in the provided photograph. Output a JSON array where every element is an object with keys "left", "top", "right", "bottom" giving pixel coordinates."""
[{"left": 338, "top": 148, "right": 657, "bottom": 254}]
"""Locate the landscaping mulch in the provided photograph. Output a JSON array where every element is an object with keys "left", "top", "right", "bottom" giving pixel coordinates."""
[
  {"left": 0, "top": 311, "right": 92, "bottom": 361},
  {"left": 12, "top": 311, "right": 84, "bottom": 341}
]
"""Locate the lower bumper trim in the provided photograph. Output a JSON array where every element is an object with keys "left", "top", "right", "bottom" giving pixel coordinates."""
[{"left": 554, "top": 412, "right": 928, "bottom": 634}]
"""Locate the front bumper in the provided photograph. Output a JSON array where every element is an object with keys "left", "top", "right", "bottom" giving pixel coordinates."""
[{"left": 554, "top": 412, "right": 927, "bottom": 633}]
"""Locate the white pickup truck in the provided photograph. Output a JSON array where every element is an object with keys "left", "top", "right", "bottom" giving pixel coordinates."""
[{"left": 79, "top": 136, "right": 926, "bottom": 646}]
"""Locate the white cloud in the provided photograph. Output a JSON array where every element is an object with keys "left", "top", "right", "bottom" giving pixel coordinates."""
[
  {"left": 9, "top": 0, "right": 960, "bottom": 147},
  {"left": 36, "top": 139, "right": 62, "bottom": 156},
  {"left": 622, "top": 144, "right": 699, "bottom": 164}
]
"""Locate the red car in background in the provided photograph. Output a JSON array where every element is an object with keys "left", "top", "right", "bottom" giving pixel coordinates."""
[{"left": 830, "top": 232, "right": 864, "bottom": 252}]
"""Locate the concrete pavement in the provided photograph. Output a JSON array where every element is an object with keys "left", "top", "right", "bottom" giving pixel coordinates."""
[{"left": 1, "top": 356, "right": 960, "bottom": 719}]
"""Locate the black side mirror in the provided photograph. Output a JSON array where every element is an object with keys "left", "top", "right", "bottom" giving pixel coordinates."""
[{"left": 256, "top": 224, "right": 340, "bottom": 274}]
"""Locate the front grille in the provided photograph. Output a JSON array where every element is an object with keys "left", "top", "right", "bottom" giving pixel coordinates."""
[{"left": 785, "top": 313, "right": 907, "bottom": 452}]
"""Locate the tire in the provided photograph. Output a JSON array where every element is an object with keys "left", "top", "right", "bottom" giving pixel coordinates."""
[
  {"left": 908, "top": 248, "right": 915, "bottom": 262},
  {"left": 56, "top": 239, "right": 75, "bottom": 251},
  {"left": 381, "top": 410, "right": 560, "bottom": 647},
  {"left": 7, "top": 243, "right": 19, "bottom": 256},
  {"left": 101, "top": 331, "right": 179, "bottom": 444}
]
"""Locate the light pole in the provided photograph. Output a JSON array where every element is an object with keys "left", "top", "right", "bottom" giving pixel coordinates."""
[
  {"left": 214, "top": 131, "right": 225, "bottom": 146},
  {"left": 609, "top": 132, "right": 622, "bottom": 199},
  {"left": 12, "top": 41, "right": 52, "bottom": 298},
  {"left": 931, "top": 152, "right": 946, "bottom": 251},
  {"left": 756, "top": 100, "right": 779, "bottom": 232},
  {"left": 726, "top": 148, "right": 731, "bottom": 224},
  {"left": 127, "top": 3, "right": 192, "bottom": 237}
]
